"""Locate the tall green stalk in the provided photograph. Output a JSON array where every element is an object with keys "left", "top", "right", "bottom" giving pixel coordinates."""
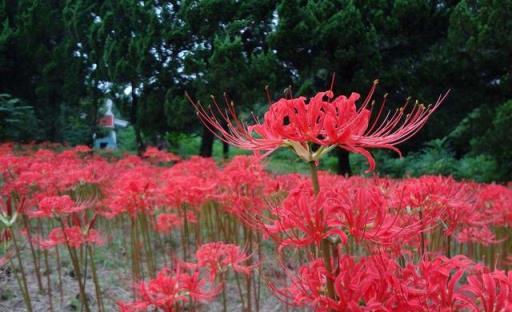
[
  {"left": 309, "top": 161, "right": 336, "bottom": 301},
  {"left": 22, "top": 216, "right": 44, "bottom": 293},
  {"left": 11, "top": 229, "right": 33, "bottom": 312},
  {"left": 57, "top": 219, "right": 91, "bottom": 312},
  {"left": 43, "top": 250, "right": 53, "bottom": 312},
  {"left": 87, "top": 245, "right": 104, "bottom": 312}
]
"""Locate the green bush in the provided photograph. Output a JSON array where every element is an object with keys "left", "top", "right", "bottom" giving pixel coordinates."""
[
  {"left": 350, "top": 138, "right": 501, "bottom": 183},
  {"left": 470, "top": 99, "right": 512, "bottom": 180},
  {"left": 117, "top": 126, "right": 138, "bottom": 152},
  {"left": 57, "top": 104, "right": 92, "bottom": 146},
  {"left": 454, "top": 155, "right": 499, "bottom": 183},
  {"left": 0, "top": 94, "right": 42, "bottom": 142}
]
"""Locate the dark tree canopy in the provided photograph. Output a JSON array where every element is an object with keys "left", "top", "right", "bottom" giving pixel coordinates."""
[{"left": 0, "top": 0, "right": 510, "bottom": 178}]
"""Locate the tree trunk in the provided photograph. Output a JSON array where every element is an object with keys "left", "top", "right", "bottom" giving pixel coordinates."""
[
  {"left": 199, "top": 126, "right": 214, "bottom": 157},
  {"left": 131, "top": 82, "right": 144, "bottom": 154},
  {"left": 336, "top": 148, "right": 351, "bottom": 176}
]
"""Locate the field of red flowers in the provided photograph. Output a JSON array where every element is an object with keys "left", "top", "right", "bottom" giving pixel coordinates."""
[
  {"left": 1, "top": 143, "right": 512, "bottom": 312},
  {"left": 1, "top": 88, "right": 512, "bottom": 312}
]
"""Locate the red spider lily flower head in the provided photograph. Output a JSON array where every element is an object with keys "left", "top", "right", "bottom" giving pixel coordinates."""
[
  {"left": 331, "top": 255, "right": 397, "bottom": 311},
  {"left": 155, "top": 213, "right": 182, "bottom": 234},
  {"left": 456, "top": 226, "right": 501, "bottom": 246},
  {"left": 263, "top": 180, "right": 426, "bottom": 251},
  {"left": 458, "top": 269, "right": 512, "bottom": 312},
  {"left": 395, "top": 255, "right": 476, "bottom": 310},
  {"left": 143, "top": 146, "right": 180, "bottom": 164},
  {"left": 37, "top": 226, "right": 103, "bottom": 249},
  {"left": 162, "top": 157, "right": 219, "bottom": 208},
  {"left": 188, "top": 242, "right": 257, "bottom": 280},
  {"left": 476, "top": 184, "right": 512, "bottom": 227},
  {"left": 217, "top": 155, "right": 271, "bottom": 221},
  {"left": 71, "top": 145, "right": 92, "bottom": 154},
  {"left": 103, "top": 166, "right": 163, "bottom": 218},
  {"left": 189, "top": 82, "right": 448, "bottom": 170},
  {"left": 117, "top": 300, "right": 148, "bottom": 312},
  {"left": 31, "top": 195, "right": 83, "bottom": 218},
  {"left": 272, "top": 258, "right": 332, "bottom": 309},
  {"left": 166, "top": 156, "right": 218, "bottom": 179},
  {"left": 391, "top": 176, "right": 477, "bottom": 237},
  {"left": 274, "top": 254, "right": 481, "bottom": 311},
  {"left": 121, "top": 266, "right": 222, "bottom": 311},
  {"left": 328, "top": 184, "right": 421, "bottom": 247},
  {"left": 164, "top": 174, "right": 217, "bottom": 208},
  {"left": 220, "top": 155, "right": 268, "bottom": 191},
  {"left": 263, "top": 182, "right": 348, "bottom": 251}
]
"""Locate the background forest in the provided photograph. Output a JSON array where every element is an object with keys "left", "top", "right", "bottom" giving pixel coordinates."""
[{"left": 0, "top": 0, "right": 511, "bottom": 181}]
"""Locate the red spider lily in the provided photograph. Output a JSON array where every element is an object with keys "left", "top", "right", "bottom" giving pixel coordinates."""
[
  {"left": 163, "top": 174, "right": 217, "bottom": 208},
  {"left": 458, "top": 270, "right": 512, "bottom": 312},
  {"left": 397, "top": 255, "right": 475, "bottom": 310},
  {"left": 70, "top": 145, "right": 92, "bottom": 154},
  {"left": 37, "top": 226, "right": 103, "bottom": 249},
  {"left": 328, "top": 185, "right": 423, "bottom": 247},
  {"left": 166, "top": 156, "right": 218, "bottom": 179},
  {"left": 220, "top": 155, "right": 269, "bottom": 192},
  {"left": 1, "top": 147, "right": 112, "bottom": 199},
  {"left": 264, "top": 183, "right": 348, "bottom": 251},
  {"left": 120, "top": 266, "right": 222, "bottom": 312},
  {"left": 186, "top": 242, "right": 257, "bottom": 280},
  {"left": 391, "top": 176, "right": 478, "bottom": 237},
  {"left": 273, "top": 258, "right": 333, "bottom": 310},
  {"left": 331, "top": 255, "right": 397, "bottom": 311},
  {"left": 104, "top": 166, "right": 163, "bottom": 218},
  {"left": 161, "top": 157, "right": 219, "bottom": 208},
  {"left": 190, "top": 83, "right": 447, "bottom": 169},
  {"left": 263, "top": 181, "right": 427, "bottom": 251},
  {"left": 217, "top": 155, "right": 270, "bottom": 221},
  {"left": 275, "top": 255, "right": 394, "bottom": 311},
  {"left": 476, "top": 184, "right": 512, "bottom": 227},
  {"left": 457, "top": 226, "right": 501, "bottom": 246},
  {"left": 276, "top": 254, "right": 479, "bottom": 311},
  {"left": 155, "top": 213, "right": 182, "bottom": 234},
  {"left": 117, "top": 301, "right": 148, "bottom": 312},
  {"left": 143, "top": 147, "right": 180, "bottom": 164},
  {"left": 30, "top": 195, "right": 83, "bottom": 218}
]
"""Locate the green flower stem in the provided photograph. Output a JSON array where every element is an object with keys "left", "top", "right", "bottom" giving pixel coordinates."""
[
  {"left": 309, "top": 161, "right": 336, "bottom": 302},
  {"left": 11, "top": 229, "right": 33, "bottom": 312},
  {"left": 87, "top": 245, "right": 104, "bottom": 312}
]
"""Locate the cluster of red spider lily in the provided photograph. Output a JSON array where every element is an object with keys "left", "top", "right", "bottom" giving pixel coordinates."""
[
  {"left": 0, "top": 86, "right": 510, "bottom": 311},
  {"left": 190, "top": 81, "right": 448, "bottom": 169},
  {"left": 1, "top": 142, "right": 511, "bottom": 311}
]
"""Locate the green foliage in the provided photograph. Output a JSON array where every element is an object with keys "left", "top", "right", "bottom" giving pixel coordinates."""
[
  {"left": 57, "top": 101, "right": 93, "bottom": 146},
  {"left": 407, "top": 139, "right": 458, "bottom": 177},
  {"left": 454, "top": 155, "right": 498, "bottom": 183},
  {"left": 470, "top": 99, "right": 512, "bottom": 180},
  {"left": 116, "top": 126, "right": 137, "bottom": 152},
  {"left": 350, "top": 139, "right": 501, "bottom": 183},
  {"left": 0, "top": 1, "right": 89, "bottom": 141},
  {"left": 0, "top": 94, "right": 41, "bottom": 142}
]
